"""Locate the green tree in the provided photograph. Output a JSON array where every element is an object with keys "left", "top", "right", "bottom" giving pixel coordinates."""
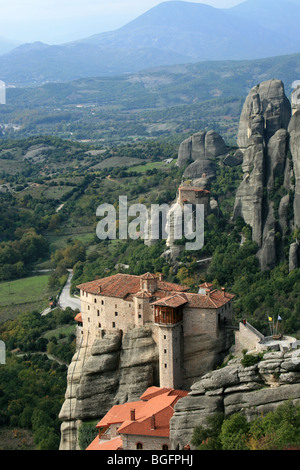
[{"left": 220, "top": 413, "right": 249, "bottom": 450}]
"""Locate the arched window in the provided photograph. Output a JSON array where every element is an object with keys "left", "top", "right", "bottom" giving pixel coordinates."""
[
  {"left": 162, "top": 444, "right": 168, "bottom": 450},
  {"left": 136, "top": 442, "right": 143, "bottom": 450}
]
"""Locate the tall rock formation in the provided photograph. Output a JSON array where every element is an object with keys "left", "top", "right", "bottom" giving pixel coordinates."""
[
  {"left": 177, "top": 130, "right": 227, "bottom": 189},
  {"left": 59, "top": 328, "right": 159, "bottom": 450},
  {"left": 233, "top": 79, "right": 295, "bottom": 270}
]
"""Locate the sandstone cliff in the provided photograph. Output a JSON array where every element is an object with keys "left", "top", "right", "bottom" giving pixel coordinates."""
[
  {"left": 177, "top": 130, "right": 227, "bottom": 189},
  {"left": 170, "top": 348, "right": 300, "bottom": 449},
  {"left": 233, "top": 79, "right": 298, "bottom": 270},
  {"left": 59, "top": 327, "right": 159, "bottom": 450}
]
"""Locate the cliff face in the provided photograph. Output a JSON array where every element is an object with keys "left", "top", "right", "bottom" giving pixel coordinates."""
[
  {"left": 288, "top": 110, "right": 300, "bottom": 228},
  {"left": 170, "top": 349, "right": 300, "bottom": 450},
  {"left": 59, "top": 324, "right": 233, "bottom": 449},
  {"left": 233, "top": 79, "right": 298, "bottom": 270},
  {"left": 177, "top": 130, "right": 227, "bottom": 189},
  {"left": 58, "top": 327, "right": 159, "bottom": 450}
]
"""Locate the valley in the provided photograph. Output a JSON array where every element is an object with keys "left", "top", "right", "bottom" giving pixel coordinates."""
[{"left": 0, "top": 0, "right": 300, "bottom": 453}]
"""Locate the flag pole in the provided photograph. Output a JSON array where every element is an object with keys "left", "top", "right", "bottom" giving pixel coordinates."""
[{"left": 267, "top": 315, "right": 272, "bottom": 336}]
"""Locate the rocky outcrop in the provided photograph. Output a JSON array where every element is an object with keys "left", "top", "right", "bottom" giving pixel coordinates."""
[
  {"left": 288, "top": 110, "right": 300, "bottom": 228},
  {"left": 170, "top": 349, "right": 300, "bottom": 450},
  {"left": 59, "top": 327, "right": 158, "bottom": 450},
  {"left": 233, "top": 80, "right": 295, "bottom": 270},
  {"left": 177, "top": 130, "right": 227, "bottom": 188}
]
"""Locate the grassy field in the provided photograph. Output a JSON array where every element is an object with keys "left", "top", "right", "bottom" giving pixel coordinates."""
[
  {"left": 126, "top": 159, "right": 177, "bottom": 173},
  {"left": 0, "top": 274, "right": 52, "bottom": 323}
]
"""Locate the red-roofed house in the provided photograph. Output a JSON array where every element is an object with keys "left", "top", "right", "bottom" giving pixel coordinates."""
[
  {"left": 86, "top": 387, "right": 188, "bottom": 451},
  {"left": 76, "top": 272, "right": 234, "bottom": 389}
]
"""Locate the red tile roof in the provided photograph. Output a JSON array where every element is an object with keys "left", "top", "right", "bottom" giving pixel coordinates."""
[
  {"left": 151, "top": 289, "right": 234, "bottom": 310},
  {"left": 179, "top": 187, "right": 210, "bottom": 194},
  {"left": 139, "top": 386, "right": 188, "bottom": 401},
  {"left": 151, "top": 293, "right": 188, "bottom": 308},
  {"left": 96, "top": 400, "right": 145, "bottom": 428},
  {"left": 74, "top": 313, "right": 82, "bottom": 322},
  {"left": 184, "top": 290, "right": 234, "bottom": 309},
  {"left": 77, "top": 273, "right": 189, "bottom": 299},
  {"left": 86, "top": 436, "right": 122, "bottom": 451},
  {"left": 93, "top": 387, "right": 188, "bottom": 444}
]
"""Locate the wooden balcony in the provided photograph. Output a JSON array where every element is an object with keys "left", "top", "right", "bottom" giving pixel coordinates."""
[{"left": 154, "top": 306, "right": 183, "bottom": 326}]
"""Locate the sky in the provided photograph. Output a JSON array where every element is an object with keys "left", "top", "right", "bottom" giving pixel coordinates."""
[{"left": 0, "top": 0, "right": 245, "bottom": 45}]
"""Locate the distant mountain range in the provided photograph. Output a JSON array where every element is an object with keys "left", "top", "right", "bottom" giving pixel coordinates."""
[
  {"left": 1, "top": 0, "right": 300, "bottom": 86},
  {"left": 7, "top": 51, "right": 300, "bottom": 110}
]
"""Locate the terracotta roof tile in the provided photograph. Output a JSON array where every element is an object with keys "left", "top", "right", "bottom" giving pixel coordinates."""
[
  {"left": 77, "top": 273, "right": 189, "bottom": 299},
  {"left": 74, "top": 313, "right": 82, "bottom": 322},
  {"left": 179, "top": 187, "right": 210, "bottom": 194},
  {"left": 93, "top": 387, "right": 189, "bottom": 443},
  {"left": 151, "top": 293, "right": 188, "bottom": 308},
  {"left": 86, "top": 436, "right": 122, "bottom": 451},
  {"left": 184, "top": 290, "right": 234, "bottom": 309}
]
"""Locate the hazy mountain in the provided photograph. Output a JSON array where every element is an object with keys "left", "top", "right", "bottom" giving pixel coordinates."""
[
  {"left": 228, "top": 0, "right": 300, "bottom": 42},
  {"left": 81, "top": 1, "right": 297, "bottom": 59},
  {"left": 0, "top": 36, "right": 21, "bottom": 55},
  {"left": 1, "top": 0, "right": 300, "bottom": 86}
]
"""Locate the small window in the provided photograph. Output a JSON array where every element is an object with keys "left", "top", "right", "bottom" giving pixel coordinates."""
[
  {"left": 97, "top": 310, "right": 100, "bottom": 316},
  {"left": 164, "top": 335, "right": 166, "bottom": 340},
  {"left": 98, "top": 323, "right": 101, "bottom": 328},
  {"left": 136, "top": 442, "right": 143, "bottom": 450},
  {"left": 164, "top": 364, "right": 167, "bottom": 368},
  {"left": 88, "top": 317, "right": 90, "bottom": 323},
  {"left": 88, "top": 305, "right": 90, "bottom": 310},
  {"left": 115, "top": 312, "right": 118, "bottom": 316},
  {"left": 138, "top": 304, "right": 141, "bottom": 309},
  {"left": 164, "top": 349, "right": 167, "bottom": 354},
  {"left": 112, "top": 322, "right": 115, "bottom": 328},
  {"left": 94, "top": 298, "right": 97, "bottom": 303},
  {"left": 138, "top": 314, "right": 142, "bottom": 318},
  {"left": 162, "top": 444, "right": 168, "bottom": 450},
  {"left": 101, "top": 300, "right": 104, "bottom": 305}
]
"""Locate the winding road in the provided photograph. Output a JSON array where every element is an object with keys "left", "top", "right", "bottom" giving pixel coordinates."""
[{"left": 58, "top": 270, "right": 81, "bottom": 311}]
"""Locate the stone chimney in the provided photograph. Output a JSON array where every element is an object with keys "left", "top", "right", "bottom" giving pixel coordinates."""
[
  {"left": 222, "top": 287, "right": 226, "bottom": 297},
  {"left": 130, "top": 409, "right": 136, "bottom": 421},
  {"left": 206, "top": 289, "right": 211, "bottom": 298},
  {"left": 150, "top": 415, "right": 155, "bottom": 430},
  {"left": 158, "top": 273, "right": 163, "bottom": 281}
]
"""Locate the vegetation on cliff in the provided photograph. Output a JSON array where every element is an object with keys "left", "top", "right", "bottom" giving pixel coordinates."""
[{"left": 191, "top": 401, "right": 300, "bottom": 450}]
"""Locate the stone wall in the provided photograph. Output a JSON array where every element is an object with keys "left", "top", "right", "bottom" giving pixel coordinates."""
[
  {"left": 234, "top": 322, "right": 264, "bottom": 354},
  {"left": 121, "top": 434, "right": 170, "bottom": 451},
  {"left": 170, "top": 349, "right": 300, "bottom": 449}
]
